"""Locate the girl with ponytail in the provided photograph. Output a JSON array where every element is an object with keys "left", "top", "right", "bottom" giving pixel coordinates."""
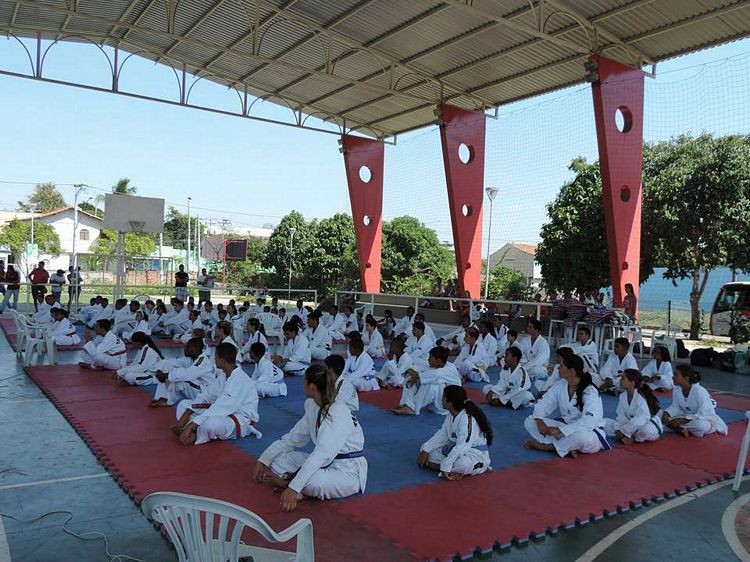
[
  {"left": 115, "top": 331, "right": 163, "bottom": 386},
  {"left": 604, "top": 369, "right": 663, "bottom": 444},
  {"left": 417, "top": 385, "right": 493, "bottom": 480},
  {"left": 253, "top": 364, "right": 368, "bottom": 512},
  {"left": 523, "top": 354, "right": 609, "bottom": 458},
  {"left": 662, "top": 364, "right": 728, "bottom": 437}
]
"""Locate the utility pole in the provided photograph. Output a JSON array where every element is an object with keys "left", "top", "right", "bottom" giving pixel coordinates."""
[
  {"left": 484, "top": 187, "right": 499, "bottom": 299},
  {"left": 186, "top": 196, "right": 192, "bottom": 274}
]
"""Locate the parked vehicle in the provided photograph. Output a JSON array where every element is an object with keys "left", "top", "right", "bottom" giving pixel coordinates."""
[{"left": 710, "top": 282, "right": 750, "bottom": 337}]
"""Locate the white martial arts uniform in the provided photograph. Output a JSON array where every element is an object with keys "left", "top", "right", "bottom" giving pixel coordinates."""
[
  {"left": 535, "top": 364, "right": 561, "bottom": 394},
  {"left": 80, "top": 331, "right": 127, "bottom": 370},
  {"left": 664, "top": 384, "right": 728, "bottom": 437},
  {"left": 440, "top": 325, "right": 466, "bottom": 351},
  {"left": 240, "top": 330, "right": 269, "bottom": 363},
  {"left": 455, "top": 342, "right": 490, "bottom": 382},
  {"left": 123, "top": 319, "right": 151, "bottom": 342},
  {"left": 642, "top": 360, "right": 674, "bottom": 391},
  {"left": 328, "top": 313, "right": 348, "bottom": 341},
  {"left": 362, "top": 329, "right": 385, "bottom": 358},
  {"left": 200, "top": 308, "right": 219, "bottom": 329},
  {"left": 483, "top": 364, "right": 533, "bottom": 409},
  {"left": 251, "top": 356, "right": 287, "bottom": 397},
  {"left": 377, "top": 352, "right": 413, "bottom": 387},
  {"left": 153, "top": 353, "right": 220, "bottom": 405},
  {"left": 162, "top": 307, "right": 190, "bottom": 336},
  {"left": 177, "top": 367, "right": 261, "bottom": 444},
  {"left": 524, "top": 380, "right": 610, "bottom": 457},
  {"left": 149, "top": 312, "right": 167, "bottom": 335},
  {"left": 393, "top": 313, "right": 414, "bottom": 337},
  {"left": 117, "top": 346, "right": 162, "bottom": 385},
  {"left": 479, "top": 333, "right": 498, "bottom": 362},
  {"left": 289, "top": 307, "right": 309, "bottom": 327},
  {"left": 304, "top": 324, "right": 332, "bottom": 361},
  {"left": 258, "top": 399, "right": 367, "bottom": 500},
  {"left": 494, "top": 324, "right": 509, "bottom": 358},
  {"left": 51, "top": 318, "right": 81, "bottom": 346},
  {"left": 571, "top": 339, "right": 599, "bottom": 371},
  {"left": 281, "top": 334, "right": 312, "bottom": 375},
  {"left": 407, "top": 334, "right": 435, "bottom": 371},
  {"left": 112, "top": 307, "right": 135, "bottom": 337},
  {"left": 33, "top": 302, "right": 57, "bottom": 325},
  {"left": 86, "top": 304, "right": 114, "bottom": 329},
  {"left": 595, "top": 352, "right": 638, "bottom": 389},
  {"left": 175, "top": 318, "right": 203, "bottom": 344},
  {"left": 421, "top": 409, "right": 491, "bottom": 476},
  {"left": 319, "top": 312, "right": 333, "bottom": 329},
  {"left": 335, "top": 377, "right": 359, "bottom": 412},
  {"left": 399, "top": 362, "right": 461, "bottom": 415},
  {"left": 604, "top": 391, "right": 662, "bottom": 442},
  {"left": 525, "top": 335, "right": 551, "bottom": 381},
  {"left": 342, "top": 352, "right": 379, "bottom": 392},
  {"left": 343, "top": 313, "right": 359, "bottom": 334}
]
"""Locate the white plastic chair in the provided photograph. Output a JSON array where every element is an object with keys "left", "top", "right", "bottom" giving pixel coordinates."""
[
  {"left": 257, "top": 312, "right": 284, "bottom": 351},
  {"left": 623, "top": 325, "right": 645, "bottom": 359},
  {"left": 141, "top": 492, "right": 314, "bottom": 562},
  {"left": 24, "top": 322, "right": 50, "bottom": 366},
  {"left": 651, "top": 323, "right": 680, "bottom": 360},
  {"left": 12, "top": 312, "right": 31, "bottom": 358}
]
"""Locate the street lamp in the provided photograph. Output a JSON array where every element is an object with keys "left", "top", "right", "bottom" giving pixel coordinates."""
[
  {"left": 186, "top": 197, "right": 192, "bottom": 274},
  {"left": 484, "top": 186, "right": 500, "bottom": 300},
  {"left": 288, "top": 227, "right": 296, "bottom": 298},
  {"left": 71, "top": 183, "right": 87, "bottom": 310}
]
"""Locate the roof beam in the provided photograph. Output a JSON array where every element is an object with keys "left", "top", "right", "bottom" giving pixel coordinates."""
[
  {"left": 442, "top": 0, "right": 592, "bottom": 56},
  {"left": 255, "top": 0, "right": 492, "bottom": 107},
  {"left": 361, "top": 0, "right": 750, "bottom": 129},
  {"left": 103, "top": 0, "right": 141, "bottom": 40},
  {"left": 9, "top": 2, "right": 20, "bottom": 31},
  {"left": 202, "top": 0, "right": 301, "bottom": 70},
  {"left": 156, "top": 0, "right": 232, "bottom": 62},
  {"left": 120, "top": 0, "right": 159, "bottom": 42},
  {"left": 544, "top": 0, "right": 655, "bottom": 64},
  {"left": 0, "top": 23, "right": 394, "bottom": 138},
  {"left": 9, "top": 0, "right": 442, "bottom": 106},
  {"left": 333, "top": 0, "right": 652, "bottom": 119},
  {"left": 235, "top": 0, "right": 379, "bottom": 85}
]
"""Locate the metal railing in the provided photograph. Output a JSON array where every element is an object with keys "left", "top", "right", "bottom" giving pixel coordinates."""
[
  {"left": 334, "top": 290, "right": 551, "bottom": 321},
  {"left": 0, "top": 281, "right": 317, "bottom": 314}
]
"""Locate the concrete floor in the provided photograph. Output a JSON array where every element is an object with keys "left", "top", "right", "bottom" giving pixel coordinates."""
[{"left": 1, "top": 328, "right": 749, "bottom": 561}]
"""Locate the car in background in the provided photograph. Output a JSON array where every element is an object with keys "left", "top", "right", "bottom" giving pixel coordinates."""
[{"left": 710, "top": 282, "right": 750, "bottom": 337}]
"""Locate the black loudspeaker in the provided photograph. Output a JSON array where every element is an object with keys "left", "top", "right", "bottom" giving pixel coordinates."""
[{"left": 224, "top": 239, "right": 248, "bottom": 261}]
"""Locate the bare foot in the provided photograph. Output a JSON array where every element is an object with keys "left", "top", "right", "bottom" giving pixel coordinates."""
[
  {"left": 78, "top": 362, "right": 91, "bottom": 369},
  {"left": 569, "top": 450, "right": 579, "bottom": 458},
  {"left": 621, "top": 436, "right": 634, "bottom": 445},
  {"left": 261, "top": 472, "right": 289, "bottom": 490},
  {"left": 393, "top": 405, "right": 415, "bottom": 415},
  {"left": 524, "top": 439, "right": 555, "bottom": 452},
  {"left": 680, "top": 428, "right": 690, "bottom": 438},
  {"left": 148, "top": 399, "right": 169, "bottom": 408}
]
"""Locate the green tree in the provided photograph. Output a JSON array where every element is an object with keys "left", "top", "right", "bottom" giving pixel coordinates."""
[
  {"left": 111, "top": 178, "right": 137, "bottom": 194},
  {"left": 262, "top": 211, "right": 316, "bottom": 292},
  {"left": 644, "top": 134, "right": 750, "bottom": 338},
  {"left": 163, "top": 206, "right": 205, "bottom": 250},
  {"left": 0, "top": 219, "right": 62, "bottom": 272},
  {"left": 93, "top": 229, "right": 157, "bottom": 268},
  {"left": 305, "top": 213, "right": 359, "bottom": 296},
  {"left": 78, "top": 201, "right": 102, "bottom": 218},
  {"left": 18, "top": 182, "right": 66, "bottom": 213},
  {"left": 381, "top": 216, "right": 454, "bottom": 294},
  {"left": 536, "top": 158, "right": 655, "bottom": 295},
  {"left": 486, "top": 266, "right": 529, "bottom": 300}
]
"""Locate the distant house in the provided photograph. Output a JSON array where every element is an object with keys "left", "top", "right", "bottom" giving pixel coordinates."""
[
  {"left": 1, "top": 206, "right": 103, "bottom": 272},
  {"left": 488, "top": 242, "right": 541, "bottom": 285}
]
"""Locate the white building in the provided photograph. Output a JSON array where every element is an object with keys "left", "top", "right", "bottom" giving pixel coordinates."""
[
  {"left": 0, "top": 206, "right": 103, "bottom": 273},
  {"left": 205, "top": 225, "right": 273, "bottom": 239},
  {"left": 488, "top": 242, "right": 542, "bottom": 285}
]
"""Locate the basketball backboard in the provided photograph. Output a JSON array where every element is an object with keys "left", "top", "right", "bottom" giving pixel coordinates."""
[{"left": 104, "top": 194, "right": 165, "bottom": 233}]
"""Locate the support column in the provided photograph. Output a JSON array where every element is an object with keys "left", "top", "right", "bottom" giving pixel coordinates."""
[
  {"left": 341, "top": 135, "right": 384, "bottom": 292},
  {"left": 590, "top": 55, "right": 645, "bottom": 308},
  {"left": 438, "top": 104, "right": 486, "bottom": 299}
]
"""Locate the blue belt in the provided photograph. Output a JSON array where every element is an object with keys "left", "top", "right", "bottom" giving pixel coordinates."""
[
  {"left": 336, "top": 450, "right": 365, "bottom": 460},
  {"left": 473, "top": 444, "right": 489, "bottom": 452},
  {"left": 593, "top": 428, "right": 611, "bottom": 451}
]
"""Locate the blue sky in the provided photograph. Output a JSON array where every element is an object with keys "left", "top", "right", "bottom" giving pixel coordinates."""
[{"left": 1, "top": 35, "right": 750, "bottom": 253}]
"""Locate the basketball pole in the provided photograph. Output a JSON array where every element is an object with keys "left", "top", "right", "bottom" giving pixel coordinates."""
[{"left": 115, "top": 231, "right": 125, "bottom": 300}]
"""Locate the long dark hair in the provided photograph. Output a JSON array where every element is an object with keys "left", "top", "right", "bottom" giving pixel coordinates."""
[
  {"left": 130, "top": 331, "right": 164, "bottom": 359},
  {"left": 623, "top": 369, "right": 660, "bottom": 416},
  {"left": 305, "top": 364, "right": 336, "bottom": 433},
  {"left": 675, "top": 364, "right": 701, "bottom": 384},
  {"left": 247, "top": 317, "right": 266, "bottom": 337},
  {"left": 443, "top": 385, "right": 493, "bottom": 446},
  {"left": 562, "top": 354, "right": 594, "bottom": 411},
  {"left": 653, "top": 345, "right": 671, "bottom": 363}
]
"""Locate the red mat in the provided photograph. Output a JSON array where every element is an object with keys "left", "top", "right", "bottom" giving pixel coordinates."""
[
  {"left": 0, "top": 317, "right": 18, "bottom": 350},
  {"left": 714, "top": 393, "right": 750, "bottom": 412},
  {"left": 23, "top": 363, "right": 749, "bottom": 561},
  {"left": 25, "top": 365, "right": 412, "bottom": 561}
]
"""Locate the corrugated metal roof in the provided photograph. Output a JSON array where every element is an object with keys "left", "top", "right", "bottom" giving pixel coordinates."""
[{"left": 1, "top": 0, "right": 749, "bottom": 138}]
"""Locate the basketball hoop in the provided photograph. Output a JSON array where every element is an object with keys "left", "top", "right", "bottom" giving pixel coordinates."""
[{"left": 129, "top": 221, "right": 146, "bottom": 234}]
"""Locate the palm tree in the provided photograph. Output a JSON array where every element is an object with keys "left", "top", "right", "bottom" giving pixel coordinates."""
[
  {"left": 93, "top": 178, "right": 137, "bottom": 212},
  {"left": 111, "top": 178, "right": 137, "bottom": 195}
]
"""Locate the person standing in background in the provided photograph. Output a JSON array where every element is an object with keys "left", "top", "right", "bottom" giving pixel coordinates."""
[
  {"left": 174, "top": 264, "right": 189, "bottom": 302},
  {"left": 28, "top": 261, "right": 49, "bottom": 312}
]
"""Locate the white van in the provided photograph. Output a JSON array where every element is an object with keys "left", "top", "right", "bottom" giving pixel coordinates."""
[{"left": 710, "top": 282, "right": 750, "bottom": 336}]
